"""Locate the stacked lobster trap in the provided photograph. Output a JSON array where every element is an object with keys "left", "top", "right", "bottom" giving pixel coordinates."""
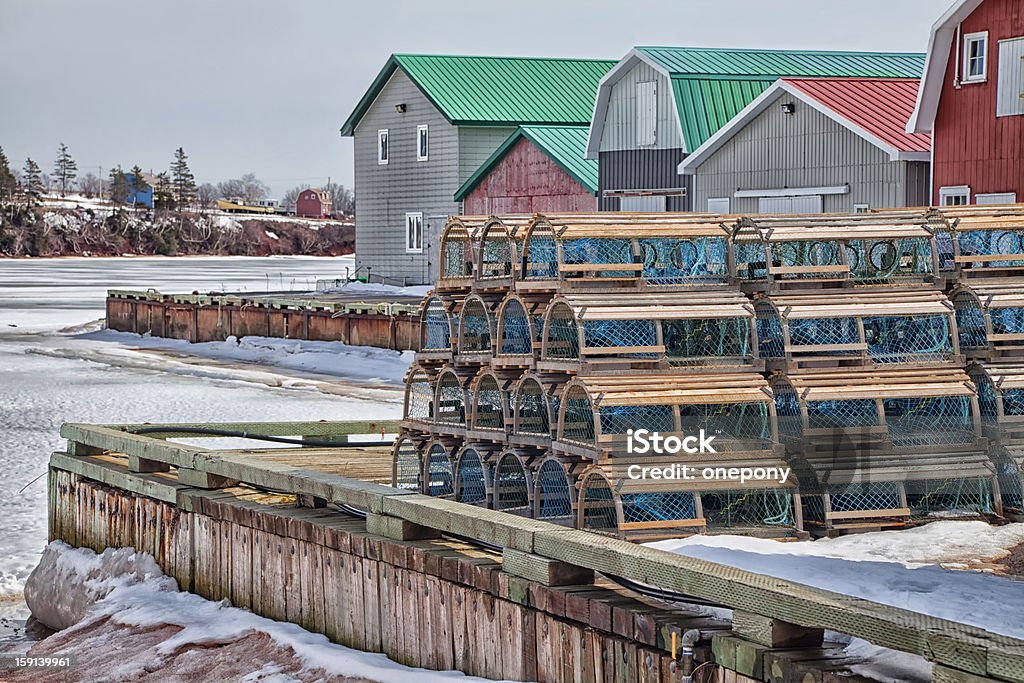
[{"left": 397, "top": 206, "right": 1024, "bottom": 540}]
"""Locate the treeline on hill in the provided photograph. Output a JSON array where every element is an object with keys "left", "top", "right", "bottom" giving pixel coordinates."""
[{"left": 0, "top": 144, "right": 354, "bottom": 257}]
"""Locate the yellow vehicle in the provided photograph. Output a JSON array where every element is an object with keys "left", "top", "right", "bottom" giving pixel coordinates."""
[{"left": 216, "top": 198, "right": 279, "bottom": 215}]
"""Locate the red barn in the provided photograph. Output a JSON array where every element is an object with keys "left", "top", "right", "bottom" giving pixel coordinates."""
[
  {"left": 295, "top": 188, "right": 332, "bottom": 218},
  {"left": 909, "top": 0, "right": 1024, "bottom": 205},
  {"left": 455, "top": 125, "right": 597, "bottom": 214}
]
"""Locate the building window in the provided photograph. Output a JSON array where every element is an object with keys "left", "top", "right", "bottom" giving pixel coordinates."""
[
  {"left": 417, "top": 125, "right": 429, "bottom": 161},
  {"left": 976, "top": 192, "right": 1018, "bottom": 205},
  {"left": 707, "top": 198, "right": 730, "bottom": 214},
  {"left": 378, "top": 129, "right": 389, "bottom": 165},
  {"left": 997, "top": 37, "right": 1024, "bottom": 117},
  {"left": 962, "top": 32, "right": 988, "bottom": 83},
  {"left": 635, "top": 81, "right": 657, "bottom": 146},
  {"left": 854, "top": 203, "right": 870, "bottom": 213},
  {"left": 405, "top": 212, "right": 423, "bottom": 253},
  {"left": 939, "top": 185, "right": 971, "bottom": 206}
]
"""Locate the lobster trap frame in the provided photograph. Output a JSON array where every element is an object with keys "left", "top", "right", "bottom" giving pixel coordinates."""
[
  {"left": 437, "top": 218, "right": 481, "bottom": 292},
  {"left": 509, "top": 372, "right": 565, "bottom": 449},
  {"left": 466, "top": 369, "right": 515, "bottom": 443},
  {"left": 952, "top": 283, "right": 1024, "bottom": 360},
  {"left": 493, "top": 292, "right": 549, "bottom": 370},
  {"left": 938, "top": 207, "right": 1024, "bottom": 280},
  {"left": 415, "top": 295, "right": 459, "bottom": 365},
  {"left": 455, "top": 293, "right": 498, "bottom": 365}
]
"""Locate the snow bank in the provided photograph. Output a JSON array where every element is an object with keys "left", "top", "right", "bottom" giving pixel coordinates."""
[
  {"left": 648, "top": 521, "right": 1024, "bottom": 639},
  {"left": 23, "top": 542, "right": 501, "bottom": 683},
  {"left": 319, "top": 280, "right": 432, "bottom": 298}
]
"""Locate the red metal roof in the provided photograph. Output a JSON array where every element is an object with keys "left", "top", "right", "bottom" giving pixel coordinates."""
[{"left": 782, "top": 78, "right": 931, "bottom": 154}]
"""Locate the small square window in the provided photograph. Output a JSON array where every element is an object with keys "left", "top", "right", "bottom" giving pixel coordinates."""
[
  {"left": 854, "top": 203, "right": 870, "bottom": 214},
  {"left": 962, "top": 32, "right": 988, "bottom": 83},
  {"left": 939, "top": 185, "right": 971, "bottom": 206},
  {"left": 405, "top": 212, "right": 423, "bottom": 253},
  {"left": 377, "top": 129, "right": 389, "bottom": 165},
  {"left": 417, "top": 125, "right": 429, "bottom": 161}
]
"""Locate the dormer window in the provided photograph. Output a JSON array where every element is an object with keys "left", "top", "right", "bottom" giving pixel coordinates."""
[{"left": 962, "top": 32, "right": 988, "bottom": 84}]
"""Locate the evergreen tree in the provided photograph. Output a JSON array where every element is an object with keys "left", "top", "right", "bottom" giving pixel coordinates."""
[
  {"left": 22, "top": 158, "right": 44, "bottom": 206},
  {"left": 53, "top": 142, "right": 78, "bottom": 196},
  {"left": 108, "top": 166, "right": 129, "bottom": 204},
  {"left": 170, "top": 147, "right": 196, "bottom": 207},
  {"left": 128, "top": 165, "right": 149, "bottom": 207},
  {"left": 153, "top": 172, "right": 174, "bottom": 209},
  {"left": 0, "top": 146, "right": 15, "bottom": 205}
]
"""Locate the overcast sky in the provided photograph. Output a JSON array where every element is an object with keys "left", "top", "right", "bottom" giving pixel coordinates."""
[{"left": 0, "top": 0, "right": 950, "bottom": 198}]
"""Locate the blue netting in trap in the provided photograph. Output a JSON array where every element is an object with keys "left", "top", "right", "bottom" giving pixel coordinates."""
[
  {"left": 678, "top": 402, "right": 771, "bottom": 449},
  {"left": 393, "top": 439, "right": 421, "bottom": 490},
  {"left": 772, "top": 241, "right": 842, "bottom": 279},
  {"left": 997, "top": 461, "right": 1023, "bottom": 510},
  {"left": 479, "top": 235, "right": 514, "bottom": 279},
  {"left": 583, "top": 319, "right": 657, "bottom": 352},
  {"left": 990, "top": 307, "right": 1024, "bottom": 336},
  {"left": 622, "top": 492, "right": 697, "bottom": 524},
  {"left": 523, "top": 229, "right": 558, "bottom": 279},
  {"left": 756, "top": 304, "right": 785, "bottom": 358},
  {"left": 828, "top": 481, "right": 901, "bottom": 513},
  {"left": 456, "top": 449, "right": 488, "bottom": 504},
  {"left": 561, "top": 387, "right": 595, "bottom": 443},
  {"left": 421, "top": 299, "right": 451, "bottom": 351},
  {"left": 957, "top": 230, "right": 1024, "bottom": 268},
  {"left": 788, "top": 317, "right": 859, "bottom": 350},
  {"left": 806, "top": 399, "right": 878, "bottom": 429},
  {"left": 863, "top": 314, "right": 953, "bottom": 363},
  {"left": 953, "top": 293, "right": 988, "bottom": 349},
  {"left": 581, "top": 476, "right": 617, "bottom": 531},
  {"left": 426, "top": 444, "right": 454, "bottom": 497},
  {"left": 599, "top": 404, "right": 674, "bottom": 435},
  {"left": 443, "top": 235, "right": 473, "bottom": 278},
  {"left": 474, "top": 375, "right": 505, "bottom": 429},
  {"left": 883, "top": 396, "right": 975, "bottom": 447},
  {"left": 846, "top": 238, "right": 932, "bottom": 283},
  {"left": 772, "top": 381, "right": 802, "bottom": 437},
  {"left": 536, "top": 460, "right": 572, "bottom": 520},
  {"left": 460, "top": 300, "right": 491, "bottom": 353},
  {"left": 702, "top": 490, "right": 792, "bottom": 527},
  {"left": 936, "top": 231, "right": 956, "bottom": 271},
  {"left": 1002, "top": 388, "right": 1024, "bottom": 416},
  {"left": 561, "top": 237, "right": 633, "bottom": 266},
  {"left": 801, "top": 494, "right": 826, "bottom": 522},
  {"left": 499, "top": 299, "right": 532, "bottom": 355},
  {"left": 495, "top": 455, "right": 530, "bottom": 512},
  {"left": 970, "top": 372, "right": 999, "bottom": 422},
  {"left": 905, "top": 477, "right": 993, "bottom": 516},
  {"left": 663, "top": 317, "right": 751, "bottom": 365},
  {"left": 515, "top": 379, "right": 550, "bottom": 434},
  {"left": 735, "top": 243, "right": 768, "bottom": 281},
  {"left": 638, "top": 237, "right": 728, "bottom": 285},
  {"left": 544, "top": 305, "right": 580, "bottom": 358},
  {"left": 405, "top": 372, "right": 433, "bottom": 420},
  {"left": 435, "top": 373, "right": 466, "bottom": 425}
]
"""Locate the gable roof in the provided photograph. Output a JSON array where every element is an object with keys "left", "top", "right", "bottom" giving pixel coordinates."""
[
  {"left": 679, "top": 78, "right": 930, "bottom": 174},
  {"left": 587, "top": 47, "right": 926, "bottom": 157},
  {"left": 907, "top": 0, "right": 985, "bottom": 133},
  {"left": 340, "top": 54, "right": 617, "bottom": 136},
  {"left": 454, "top": 125, "right": 597, "bottom": 201}
]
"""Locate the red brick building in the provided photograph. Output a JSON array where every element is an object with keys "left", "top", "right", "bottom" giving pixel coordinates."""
[
  {"left": 455, "top": 126, "right": 597, "bottom": 214},
  {"left": 295, "top": 188, "right": 332, "bottom": 218},
  {"left": 909, "top": 0, "right": 1024, "bottom": 205}
]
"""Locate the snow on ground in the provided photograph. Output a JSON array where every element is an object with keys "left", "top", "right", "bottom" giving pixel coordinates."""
[
  {"left": 648, "top": 521, "right": 1024, "bottom": 639},
  {"left": 318, "top": 280, "right": 432, "bottom": 298},
  {"left": 12, "top": 542, "right": 499, "bottom": 683}
]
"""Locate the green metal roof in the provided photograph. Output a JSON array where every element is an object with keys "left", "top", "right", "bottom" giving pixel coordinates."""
[
  {"left": 633, "top": 47, "right": 926, "bottom": 150},
  {"left": 340, "top": 55, "right": 616, "bottom": 135},
  {"left": 454, "top": 125, "right": 597, "bottom": 201}
]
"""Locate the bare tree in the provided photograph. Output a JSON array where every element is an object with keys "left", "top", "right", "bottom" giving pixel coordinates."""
[
  {"left": 196, "top": 183, "right": 218, "bottom": 209},
  {"left": 78, "top": 172, "right": 103, "bottom": 198},
  {"left": 324, "top": 181, "right": 354, "bottom": 215},
  {"left": 216, "top": 173, "right": 269, "bottom": 203}
]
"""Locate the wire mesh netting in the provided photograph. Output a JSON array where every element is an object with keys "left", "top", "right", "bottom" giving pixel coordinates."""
[
  {"left": 997, "top": 461, "right": 1024, "bottom": 510},
  {"left": 499, "top": 299, "right": 533, "bottom": 355},
  {"left": 421, "top": 298, "right": 452, "bottom": 351},
  {"left": 678, "top": 402, "right": 772, "bottom": 450},
  {"left": 523, "top": 228, "right": 558, "bottom": 279},
  {"left": 735, "top": 243, "right": 769, "bottom": 281},
  {"left": 702, "top": 490, "right": 793, "bottom": 527},
  {"left": 393, "top": 439, "right": 421, "bottom": 491},
  {"left": 863, "top": 314, "right": 953, "bottom": 363},
  {"left": 1002, "top": 388, "right": 1024, "bottom": 416},
  {"left": 772, "top": 240, "right": 843, "bottom": 279},
  {"left": 474, "top": 375, "right": 506, "bottom": 430},
  {"left": 663, "top": 317, "right": 751, "bottom": 365},
  {"left": 460, "top": 299, "right": 492, "bottom": 353},
  {"left": 788, "top": 317, "right": 860, "bottom": 350},
  {"left": 990, "top": 306, "right": 1024, "bottom": 336},
  {"left": 905, "top": 477, "right": 993, "bottom": 516},
  {"left": 442, "top": 235, "right": 474, "bottom": 278},
  {"left": 970, "top": 372, "right": 999, "bottom": 422},
  {"left": 455, "top": 449, "right": 488, "bottom": 505},
  {"left": 772, "top": 380, "right": 803, "bottom": 437},
  {"left": 405, "top": 376, "right": 434, "bottom": 421},
  {"left": 936, "top": 230, "right": 956, "bottom": 272},
  {"left": 426, "top": 444, "right": 454, "bottom": 497},
  {"left": 583, "top": 319, "right": 658, "bottom": 354},
  {"left": 599, "top": 404, "right": 675, "bottom": 435},
  {"left": 561, "top": 237, "right": 635, "bottom": 278},
  {"left": 581, "top": 475, "right": 618, "bottom": 532},
  {"left": 622, "top": 492, "right": 697, "bottom": 524},
  {"left": 846, "top": 238, "right": 933, "bottom": 283},
  {"left": 953, "top": 293, "right": 988, "bottom": 349},
  {"left": 561, "top": 387, "right": 595, "bottom": 443},
  {"left": 828, "top": 481, "right": 902, "bottom": 513},
  {"left": 755, "top": 303, "right": 785, "bottom": 358},
  {"left": 543, "top": 304, "right": 580, "bottom": 358},
  {"left": 480, "top": 235, "right": 514, "bottom": 279},
  {"left": 957, "top": 230, "right": 1024, "bottom": 269},
  {"left": 883, "top": 396, "right": 976, "bottom": 447},
  {"left": 495, "top": 455, "right": 530, "bottom": 512},
  {"left": 806, "top": 399, "right": 879, "bottom": 429},
  {"left": 435, "top": 372, "right": 466, "bottom": 425},
  {"left": 638, "top": 237, "right": 729, "bottom": 285},
  {"left": 515, "top": 379, "right": 551, "bottom": 434},
  {"left": 801, "top": 494, "right": 826, "bottom": 522},
  {"left": 536, "top": 460, "right": 573, "bottom": 520}
]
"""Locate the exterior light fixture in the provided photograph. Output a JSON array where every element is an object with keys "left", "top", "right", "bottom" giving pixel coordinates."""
[
  {"left": 395, "top": 103, "right": 407, "bottom": 113},
  {"left": 781, "top": 102, "right": 796, "bottom": 115}
]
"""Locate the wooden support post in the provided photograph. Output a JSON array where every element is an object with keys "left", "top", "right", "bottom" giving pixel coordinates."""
[
  {"left": 128, "top": 454, "right": 171, "bottom": 473},
  {"left": 366, "top": 513, "right": 441, "bottom": 541},
  {"left": 502, "top": 548, "right": 594, "bottom": 587},
  {"left": 176, "top": 468, "right": 238, "bottom": 489},
  {"left": 296, "top": 494, "right": 328, "bottom": 508},
  {"left": 67, "top": 441, "right": 104, "bottom": 456},
  {"left": 733, "top": 610, "right": 824, "bottom": 648}
]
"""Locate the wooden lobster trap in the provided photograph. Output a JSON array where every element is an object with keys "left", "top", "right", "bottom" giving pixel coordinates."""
[
  {"left": 952, "top": 282, "right": 1024, "bottom": 360},
  {"left": 754, "top": 289, "right": 961, "bottom": 371},
  {"left": 968, "top": 361, "right": 1024, "bottom": 518},
  {"left": 414, "top": 293, "right": 460, "bottom": 366},
  {"left": 453, "top": 293, "right": 501, "bottom": 367},
  {"left": 492, "top": 292, "right": 550, "bottom": 370},
  {"left": 935, "top": 205, "right": 1024, "bottom": 280}
]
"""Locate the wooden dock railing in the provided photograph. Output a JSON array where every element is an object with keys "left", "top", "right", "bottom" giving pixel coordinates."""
[{"left": 57, "top": 419, "right": 1024, "bottom": 683}]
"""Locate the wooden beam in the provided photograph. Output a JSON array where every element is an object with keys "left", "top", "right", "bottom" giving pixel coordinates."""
[
  {"left": 502, "top": 548, "right": 594, "bottom": 587},
  {"left": 732, "top": 610, "right": 824, "bottom": 648}
]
